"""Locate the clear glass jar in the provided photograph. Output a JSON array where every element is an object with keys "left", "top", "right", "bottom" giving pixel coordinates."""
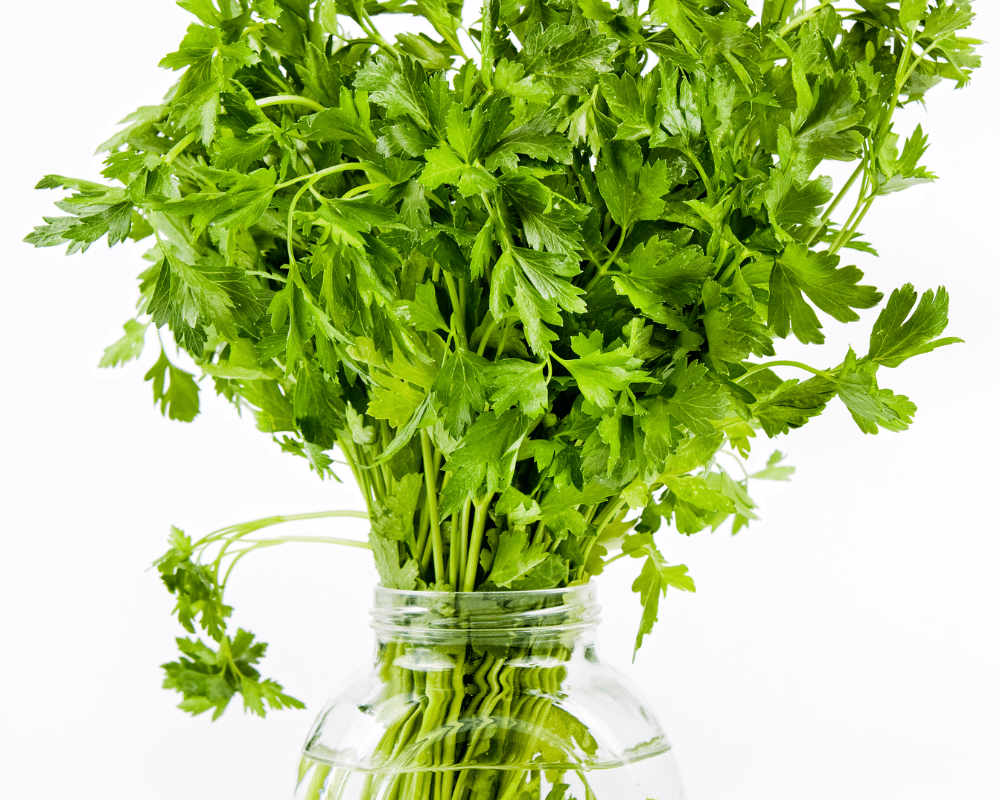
[{"left": 294, "top": 585, "right": 684, "bottom": 800}]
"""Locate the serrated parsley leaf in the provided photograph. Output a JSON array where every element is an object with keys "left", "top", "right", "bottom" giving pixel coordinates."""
[
  {"left": 558, "top": 333, "right": 651, "bottom": 410},
  {"left": 355, "top": 55, "right": 433, "bottom": 130},
  {"left": 518, "top": 19, "right": 618, "bottom": 95},
  {"left": 484, "top": 111, "right": 572, "bottom": 172},
  {"left": 484, "top": 359, "right": 549, "bottom": 418},
  {"left": 419, "top": 144, "right": 498, "bottom": 196},
  {"left": 596, "top": 142, "right": 677, "bottom": 229},
  {"left": 752, "top": 375, "right": 837, "bottom": 438},
  {"left": 867, "top": 285, "right": 961, "bottom": 368},
  {"left": 837, "top": 348, "right": 917, "bottom": 434},
  {"left": 613, "top": 239, "right": 714, "bottom": 323},
  {"left": 623, "top": 532, "right": 695, "bottom": 654},
  {"left": 99, "top": 319, "right": 149, "bottom": 368},
  {"left": 433, "top": 349, "right": 490, "bottom": 435},
  {"left": 489, "top": 529, "right": 549, "bottom": 587},
  {"left": 664, "top": 361, "right": 729, "bottom": 436},
  {"left": 768, "top": 245, "right": 882, "bottom": 344},
  {"left": 440, "top": 411, "right": 529, "bottom": 516},
  {"left": 491, "top": 247, "right": 586, "bottom": 356},
  {"left": 145, "top": 347, "right": 200, "bottom": 422}
]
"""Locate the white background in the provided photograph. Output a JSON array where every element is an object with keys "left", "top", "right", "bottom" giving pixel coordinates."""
[{"left": 1, "top": 2, "right": 998, "bottom": 798}]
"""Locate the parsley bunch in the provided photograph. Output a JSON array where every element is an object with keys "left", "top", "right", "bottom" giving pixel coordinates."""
[{"left": 28, "top": 0, "right": 980, "bottom": 720}]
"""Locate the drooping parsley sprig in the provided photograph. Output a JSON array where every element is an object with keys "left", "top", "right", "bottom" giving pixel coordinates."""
[{"left": 28, "top": 0, "right": 980, "bottom": 717}]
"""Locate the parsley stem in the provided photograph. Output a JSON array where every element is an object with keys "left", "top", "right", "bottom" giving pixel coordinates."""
[
  {"left": 585, "top": 225, "right": 628, "bottom": 292},
  {"left": 443, "top": 272, "right": 468, "bottom": 348},
  {"left": 237, "top": 535, "right": 372, "bottom": 550},
  {"left": 830, "top": 193, "right": 876, "bottom": 256},
  {"left": 164, "top": 132, "right": 197, "bottom": 164},
  {"left": 456, "top": 498, "right": 473, "bottom": 588},
  {"left": 256, "top": 94, "right": 326, "bottom": 114},
  {"left": 684, "top": 147, "right": 716, "bottom": 205},
  {"left": 420, "top": 431, "right": 446, "bottom": 584},
  {"left": 476, "top": 319, "right": 499, "bottom": 356},
  {"left": 463, "top": 495, "right": 493, "bottom": 592},
  {"left": 735, "top": 360, "right": 835, "bottom": 383},
  {"left": 779, "top": 0, "right": 837, "bottom": 36},
  {"left": 221, "top": 535, "right": 371, "bottom": 592},
  {"left": 276, "top": 162, "right": 386, "bottom": 191},
  {"left": 806, "top": 161, "right": 865, "bottom": 246}
]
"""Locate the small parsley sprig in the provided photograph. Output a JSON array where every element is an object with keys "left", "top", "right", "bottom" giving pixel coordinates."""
[{"left": 28, "top": 0, "right": 980, "bottom": 717}]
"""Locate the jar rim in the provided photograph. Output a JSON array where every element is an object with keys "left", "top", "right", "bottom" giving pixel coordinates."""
[
  {"left": 370, "top": 583, "right": 601, "bottom": 639},
  {"left": 373, "top": 583, "right": 598, "bottom": 600}
]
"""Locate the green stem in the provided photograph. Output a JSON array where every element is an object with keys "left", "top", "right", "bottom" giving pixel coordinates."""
[
  {"left": 829, "top": 193, "right": 876, "bottom": 256},
  {"left": 458, "top": 498, "right": 472, "bottom": 590},
  {"left": 805, "top": 161, "right": 865, "bottom": 246},
  {"left": 420, "top": 431, "right": 446, "bottom": 584},
  {"left": 276, "top": 161, "right": 386, "bottom": 192},
  {"left": 684, "top": 147, "right": 716, "bottom": 204},
  {"left": 475, "top": 319, "right": 498, "bottom": 357},
  {"left": 164, "top": 132, "right": 198, "bottom": 164},
  {"left": 463, "top": 496, "right": 493, "bottom": 592},
  {"left": 443, "top": 271, "right": 468, "bottom": 348},
  {"left": 735, "top": 359, "right": 836, "bottom": 384},
  {"left": 256, "top": 94, "right": 327, "bottom": 113},
  {"left": 779, "top": 0, "right": 835, "bottom": 36},
  {"left": 584, "top": 226, "right": 628, "bottom": 292}
]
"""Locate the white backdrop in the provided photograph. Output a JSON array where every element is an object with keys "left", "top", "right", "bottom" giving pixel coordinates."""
[{"left": 1, "top": 2, "right": 997, "bottom": 798}]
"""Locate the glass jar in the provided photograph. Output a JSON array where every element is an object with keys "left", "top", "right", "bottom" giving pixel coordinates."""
[{"left": 294, "top": 585, "right": 684, "bottom": 800}]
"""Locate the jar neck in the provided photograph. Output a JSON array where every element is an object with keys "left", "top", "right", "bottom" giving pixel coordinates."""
[{"left": 370, "top": 585, "right": 601, "bottom": 647}]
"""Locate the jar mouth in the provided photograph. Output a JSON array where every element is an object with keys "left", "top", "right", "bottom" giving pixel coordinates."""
[{"left": 370, "top": 584, "right": 601, "bottom": 638}]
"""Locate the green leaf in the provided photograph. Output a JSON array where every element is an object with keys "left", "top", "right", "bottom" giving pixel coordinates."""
[
  {"left": 145, "top": 348, "right": 200, "bottom": 422},
  {"left": 510, "top": 554, "right": 569, "bottom": 590},
  {"left": 518, "top": 20, "right": 618, "bottom": 95},
  {"left": 539, "top": 483, "right": 613, "bottom": 537},
  {"left": 368, "top": 378, "right": 427, "bottom": 428},
  {"left": 26, "top": 176, "right": 133, "bottom": 253},
  {"left": 440, "top": 411, "right": 529, "bottom": 516},
  {"left": 355, "top": 55, "right": 432, "bottom": 129},
  {"left": 489, "top": 529, "right": 549, "bottom": 587},
  {"left": 595, "top": 142, "right": 677, "bottom": 229},
  {"left": 371, "top": 473, "right": 423, "bottom": 551},
  {"left": 623, "top": 532, "right": 695, "bottom": 654},
  {"left": 559, "top": 334, "right": 651, "bottom": 410},
  {"left": 613, "top": 239, "right": 715, "bottom": 324},
  {"left": 763, "top": 171, "right": 834, "bottom": 232},
  {"left": 752, "top": 375, "right": 837, "bottom": 438},
  {"left": 490, "top": 246, "right": 586, "bottom": 356},
  {"left": 663, "top": 475, "right": 735, "bottom": 514},
  {"left": 768, "top": 245, "right": 882, "bottom": 344},
  {"left": 484, "top": 359, "right": 549, "bottom": 418},
  {"left": 433, "top": 350, "right": 490, "bottom": 435},
  {"left": 873, "top": 126, "right": 936, "bottom": 196},
  {"left": 664, "top": 361, "right": 728, "bottom": 436},
  {"left": 789, "top": 72, "right": 865, "bottom": 179},
  {"left": 419, "top": 144, "right": 498, "bottom": 195},
  {"left": 837, "top": 348, "right": 917, "bottom": 434},
  {"left": 900, "top": 0, "right": 928, "bottom": 28},
  {"left": 398, "top": 282, "right": 447, "bottom": 332},
  {"left": 867, "top": 285, "right": 961, "bottom": 368},
  {"left": 500, "top": 170, "right": 585, "bottom": 255},
  {"left": 293, "top": 364, "right": 342, "bottom": 450},
  {"left": 99, "top": 319, "right": 149, "bottom": 368},
  {"left": 370, "top": 533, "right": 420, "bottom": 590},
  {"left": 750, "top": 451, "right": 795, "bottom": 481},
  {"left": 485, "top": 111, "right": 573, "bottom": 172}
]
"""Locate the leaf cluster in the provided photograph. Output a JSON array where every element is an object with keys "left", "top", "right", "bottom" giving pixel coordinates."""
[
  {"left": 29, "top": 0, "right": 979, "bottom": 712},
  {"left": 154, "top": 525, "right": 305, "bottom": 718}
]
